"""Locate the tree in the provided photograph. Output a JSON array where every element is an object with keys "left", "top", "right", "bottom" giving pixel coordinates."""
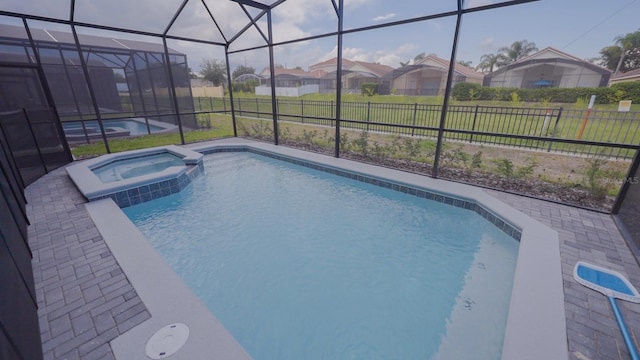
[
  {"left": 497, "top": 40, "right": 538, "bottom": 65},
  {"left": 476, "top": 53, "right": 505, "bottom": 73},
  {"left": 200, "top": 59, "right": 227, "bottom": 86},
  {"left": 599, "top": 45, "right": 623, "bottom": 71},
  {"left": 232, "top": 65, "right": 255, "bottom": 80},
  {"left": 413, "top": 52, "right": 426, "bottom": 63},
  {"left": 457, "top": 60, "right": 473, "bottom": 67},
  {"left": 613, "top": 29, "right": 640, "bottom": 73}
]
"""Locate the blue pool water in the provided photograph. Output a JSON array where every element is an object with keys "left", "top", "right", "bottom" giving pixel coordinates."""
[
  {"left": 93, "top": 152, "right": 184, "bottom": 183},
  {"left": 124, "top": 152, "right": 519, "bottom": 359},
  {"left": 63, "top": 119, "right": 163, "bottom": 136}
]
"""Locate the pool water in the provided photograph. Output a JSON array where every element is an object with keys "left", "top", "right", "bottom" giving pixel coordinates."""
[
  {"left": 124, "top": 152, "right": 519, "bottom": 359},
  {"left": 92, "top": 152, "right": 184, "bottom": 183},
  {"left": 63, "top": 119, "right": 163, "bottom": 136}
]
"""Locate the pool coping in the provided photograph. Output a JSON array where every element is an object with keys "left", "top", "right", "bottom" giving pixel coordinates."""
[{"left": 89, "top": 138, "right": 566, "bottom": 360}]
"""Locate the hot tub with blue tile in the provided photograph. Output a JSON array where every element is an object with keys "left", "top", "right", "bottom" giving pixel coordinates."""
[{"left": 66, "top": 145, "right": 204, "bottom": 208}]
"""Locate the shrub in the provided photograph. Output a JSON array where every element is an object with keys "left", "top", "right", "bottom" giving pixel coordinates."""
[
  {"left": 361, "top": 83, "right": 379, "bottom": 96},
  {"left": 610, "top": 82, "right": 640, "bottom": 103},
  {"left": 451, "top": 81, "right": 640, "bottom": 104}
]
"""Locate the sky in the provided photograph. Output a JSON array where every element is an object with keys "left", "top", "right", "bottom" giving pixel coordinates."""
[{"left": 2, "top": 0, "right": 639, "bottom": 73}]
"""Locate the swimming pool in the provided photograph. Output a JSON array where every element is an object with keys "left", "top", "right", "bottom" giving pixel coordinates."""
[
  {"left": 62, "top": 118, "right": 176, "bottom": 141},
  {"left": 124, "top": 151, "right": 519, "bottom": 359}
]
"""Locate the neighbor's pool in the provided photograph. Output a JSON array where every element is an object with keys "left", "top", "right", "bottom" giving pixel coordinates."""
[
  {"left": 62, "top": 119, "right": 163, "bottom": 136},
  {"left": 92, "top": 152, "right": 184, "bottom": 183},
  {"left": 124, "top": 152, "right": 519, "bottom": 359}
]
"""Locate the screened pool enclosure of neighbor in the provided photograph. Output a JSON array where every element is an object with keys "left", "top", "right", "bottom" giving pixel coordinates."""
[{"left": 1, "top": 0, "right": 640, "bottom": 359}]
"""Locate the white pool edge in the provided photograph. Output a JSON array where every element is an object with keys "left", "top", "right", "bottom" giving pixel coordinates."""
[{"left": 86, "top": 138, "right": 567, "bottom": 360}]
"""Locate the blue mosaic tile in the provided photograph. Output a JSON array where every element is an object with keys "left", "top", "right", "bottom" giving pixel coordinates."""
[
  {"left": 119, "top": 197, "right": 131, "bottom": 208},
  {"left": 130, "top": 196, "right": 141, "bottom": 206},
  {"left": 141, "top": 192, "right": 153, "bottom": 202}
]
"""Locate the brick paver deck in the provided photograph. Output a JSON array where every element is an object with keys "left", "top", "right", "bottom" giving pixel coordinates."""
[
  {"left": 25, "top": 156, "right": 640, "bottom": 359},
  {"left": 26, "top": 168, "right": 150, "bottom": 360},
  {"left": 488, "top": 190, "right": 640, "bottom": 360}
]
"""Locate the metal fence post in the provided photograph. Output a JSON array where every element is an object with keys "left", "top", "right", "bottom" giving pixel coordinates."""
[
  {"left": 547, "top": 107, "right": 563, "bottom": 152},
  {"left": 256, "top": 98, "right": 260, "bottom": 119},
  {"left": 411, "top": 103, "right": 418, "bottom": 136},
  {"left": 469, "top": 104, "right": 479, "bottom": 143},
  {"left": 301, "top": 99, "right": 304, "bottom": 123},
  {"left": 367, "top": 102, "right": 371, "bottom": 132}
]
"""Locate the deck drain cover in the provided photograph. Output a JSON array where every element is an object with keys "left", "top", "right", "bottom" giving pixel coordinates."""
[{"left": 145, "top": 323, "right": 190, "bottom": 359}]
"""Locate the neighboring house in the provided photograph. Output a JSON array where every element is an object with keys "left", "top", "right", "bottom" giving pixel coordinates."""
[
  {"left": 308, "top": 58, "right": 394, "bottom": 94},
  {"left": 258, "top": 67, "right": 324, "bottom": 88},
  {"left": 483, "top": 47, "right": 611, "bottom": 88},
  {"left": 255, "top": 67, "right": 325, "bottom": 96},
  {"left": 609, "top": 68, "right": 640, "bottom": 85},
  {"left": 381, "top": 54, "right": 483, "bottom": 96}
]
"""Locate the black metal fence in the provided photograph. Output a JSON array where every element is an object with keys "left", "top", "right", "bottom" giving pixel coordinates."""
[{"left": 224, "top": 97, "right": 640, "bottom": 159}]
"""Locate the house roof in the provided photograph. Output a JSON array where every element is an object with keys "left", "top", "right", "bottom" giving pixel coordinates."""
[
  {"left": 414, "top": 54, "right": 484, "bottom": 80},
  {"left": 512, "top": 47, "right": 611, "bottom": 73},
  {"left": 512, "top": 47, "right": 586, "bottom": 65},
  {"left": 309, "top": 57, "right": 356, "bottom": 70},
  {"left": 259, "top": 67, "right": 325, "bottom": 79},
  {"left": 486, "top": 47, "right": 611, "bottom": 78},
  {"left": 0, "top": 23, "right": 181, "bottom": 55},
  {"left": 351, "top": 61, "right": 394, "bottom": 77},
  {"left": 611, "top": 67, "right": 640, "bottom": 80}
]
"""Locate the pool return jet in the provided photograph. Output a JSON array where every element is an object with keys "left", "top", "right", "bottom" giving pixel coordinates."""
[{"left": 574, "top": 261, "right": 640, "bottom": 360}]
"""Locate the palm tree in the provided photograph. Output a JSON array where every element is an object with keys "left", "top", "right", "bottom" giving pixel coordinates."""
[
  {"left": 497, "top": 40, "right": 538, "bottom": 65},
  {"left": 613, "top": 30, "right": 640, "bottom": 74},
  {"left": 476, "top": 53, "right": 505, "bottom": 73}
]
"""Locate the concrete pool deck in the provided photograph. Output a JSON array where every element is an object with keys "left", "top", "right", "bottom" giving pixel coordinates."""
[{"left": 26, "top": 138, "right": 640, "bottom": 359}]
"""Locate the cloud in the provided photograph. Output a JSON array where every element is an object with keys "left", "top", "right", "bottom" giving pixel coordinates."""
[
  {"left": 373, "top": 13, "right": 397, "bottom": 22},
  {"left": 318, "top": 43, "right": 418, "bottom": 68},
  {"left": 375, "top": 53, "right": 402, "bottom": 67},
  {"left": 272, "top": 0, "right": 335, "bottom": 26}
]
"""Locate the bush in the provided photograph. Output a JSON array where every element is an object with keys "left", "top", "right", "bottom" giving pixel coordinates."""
[
  {"left": 610, "top": 82, "right": 640, "bottom": 103},
  {"left": 451, "top": 81, "right": 640, "bottom": 104},
  {"left": 232, "top": 81, "right": 257, "bottom": 93},
  {"left": 361, "top": 83, "right": 379, "bottom": 96},
  {"left": 452, "top": 82, "right": 482, "bottom": 101}
]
